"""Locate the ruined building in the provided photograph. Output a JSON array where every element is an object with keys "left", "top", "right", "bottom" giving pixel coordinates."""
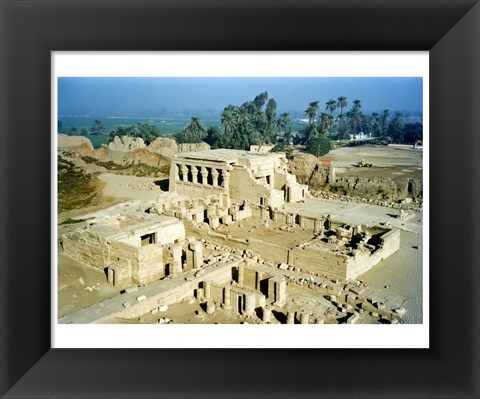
[{"left": 59, "top": 149, "right": 403, "bottom": 324}]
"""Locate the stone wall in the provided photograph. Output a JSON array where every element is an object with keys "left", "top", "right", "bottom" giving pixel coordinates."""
[
  {"left": 331, "top": 176, "right": 423, "bottom": 201},
  {"left": 345, "top": 228, "right": 401, "bottom": 279},
  {"left": 290, "top": 247, "right": 349, "bottom": 279},
  {"left": 61, "top": 231, "right": 107, "bottom": 270}
]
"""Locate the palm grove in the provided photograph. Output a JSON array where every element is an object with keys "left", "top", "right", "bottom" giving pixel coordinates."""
[{"left": 59, "top": 91, "right": 422, "bottom": 157}]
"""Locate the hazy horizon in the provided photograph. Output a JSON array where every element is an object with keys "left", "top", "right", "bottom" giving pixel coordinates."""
[{"left": 58, "top": 77, "right": 423, "bottom": 117}]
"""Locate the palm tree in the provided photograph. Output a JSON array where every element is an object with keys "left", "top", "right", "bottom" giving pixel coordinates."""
[
  {"left": 371, "top": 112, "right": 381, "bottom": 137},
  {"left": 381, "top": 109, "right": 390, "bottom": 137},
  {"left": 304, "top": 101, "right": 320, "bottom": 125},
  {"left": 318, "top": 112, "right": 334, "bottom": 136},
  {"left": 352, "top": 99, "right": 362, "bottom": 111},
  {"left": 276, "top": 112, "right": 291, "bottom": 134},
  {"left": 90, "top": 119, "right": 105, "bottom": 135},
  {"left": 220, "top": 105, "right": 238, "bottom": 135},
  {"left": 325, "top": 99, "right": 337, "bottom": 115},
  {"left": 349, "top": 100, "right": 362, "bottom": 139},
  {"left": 336, "top": 96, "right": 348, "bottom": 116}
]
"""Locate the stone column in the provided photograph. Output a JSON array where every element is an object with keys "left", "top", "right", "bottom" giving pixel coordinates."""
[
  {"left": 191, "top": 166, "right": 198, "bottom": 184},
  {"left": 300, "top": 312, "right": 309, "bottom": 324},
  {"left": 222, "top": 169, "right": 230, "bottom": 189},
  {"left": 201, "top": 167, "right": 208, "bottom": 185},
  {"left": 211, "top": 169, "right": 219, "bottom": 186},
  {"left": 173, "top": 163, "right": 179, "bottom": 181},
  {"left": 286, "top": 310, "right": 295, "bottom": 324},
  {"left": 237, "top": 265, "right": 244, "bottom": 286},
  {"left": 275, "top": 277, "right": 286, "bottom": 306},
  {"left": 189, "top": 240, "right": 203, "bottom": 269},
  {"left": 204, "top": 280, "right": 211, "bottom": 299},
  {"left": 244, "top": 292, "right": 256, "bottom": 316},
  {"left": 272, "top": 211, "right": 279, "bottom": 223},
  {"left": 262, "top": 306, "right": 272, "bottom": 323},
  {"left": 314, "top": 218, "right": 323, "bottom": 234},
  {"left": 287, "top": 213, "right": 295, "bottom": 225},
  {"left": 287, "top": 249, "right": 294, "bottom": 267},
  {"left": 223, "top": 287, "right": 231, "bottom": 308},
  {"left": 260, "top": 207, "right": 268, "bottom": 220},
  {"left": 298, "top": 215, "right": 305, "bottom": 228},
  {"left": 168, "top": 243, "right": 183, "bottom": 274},
  {"left": 206, "top": 301, "right": 215, "bottom": 315},
  {"left": 181, "top": 164, "right": 188, "bottom": 182}
]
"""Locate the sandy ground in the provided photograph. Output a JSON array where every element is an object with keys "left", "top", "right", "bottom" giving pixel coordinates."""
[
  {"left": 57, "top": 253, "right": 121, "bottom": 318},
  {"left": 360, "top": 230, "right": 423, "bottom": 324},
  {"left": 98, "top": 173, "right": 163, "bottom": 201},
  {"left": 321, "top": 144, "right": 423, "bottom": 180}
]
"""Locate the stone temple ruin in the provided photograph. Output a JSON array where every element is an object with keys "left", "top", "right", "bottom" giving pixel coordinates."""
[{"left": 59, "top": 149, "right": 405, "bottom": 324}]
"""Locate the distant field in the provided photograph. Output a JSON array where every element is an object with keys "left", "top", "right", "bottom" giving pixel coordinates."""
[
  {"left": 321, "top": 144, "right": 423, "bottom": 180},
  {"left": 58, "top": 115, "right": 223, "bottom": 148}
]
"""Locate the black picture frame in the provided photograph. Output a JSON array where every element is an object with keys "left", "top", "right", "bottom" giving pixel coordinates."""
[{"left": 1, "top": 1, "right": 479, "bottom": 398}]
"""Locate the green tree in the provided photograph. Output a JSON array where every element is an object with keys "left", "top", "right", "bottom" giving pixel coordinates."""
[
  {"left": 381, "top": 109, "right": 390, "bottom": 137},
  {"left": 403, "top": 122, "right": 423, "bottom": 144},
  {"left": 348, "top": 99, "right": 362, "bottom": 139},
  {"left": 253, "top": 91, "right": 268, "bottom": 110},
  {"left": 299, "top": 124, "right": 319, "bottom": 144},
  {"left": 336, "top": 113, "right": 349, "bottom": 140},
  {"left": 371, "top": 113, "right": 382, "bottom": 137},
  {"left": 90, "top": 119, "right": 105, "bottom": 135},
  {"left": 80, "top": 128, "right": 88, "bottom": 136},
  {"left": 387, "top": 112, "right": 404, "bottom": 143},
  {"left": 265, "top": 98, "right": 277, "bottom": 141},
  {"left": 137, "top": 123, "right": 160, "bottom": 144},
  {"left": 205, "top": 126, "right": 221, "bottom": 147},
  {"left": 69, "top": 126, "right": 78, "bottom": 135},
  {"left": 305, "top": 136, "right": 332, "bottom": 157},
  {"left": 176, "top": 116, "right": 207, "bottom": 143},
  {"left": 304, "top": 101, "right": 320, "bottom": 125},
  {"left": 276, "top": 112, "right": 291, "bottom": 137},
  {"left": 325, "top": 99, "right": 337, "bottom": 115},
  {"left": 336, "top": 96, "right": 348, "bottom": 116},
  {"left": 318, "top": 112, "right": 335, "bottom": 136}
]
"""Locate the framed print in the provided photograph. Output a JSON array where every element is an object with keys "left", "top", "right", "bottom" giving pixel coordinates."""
[
  {"left": 52, "top": 53, "right": 429, "bottom": 350},
  {"left": 1, "top": 1, "right": 479, "bottom": 398}
]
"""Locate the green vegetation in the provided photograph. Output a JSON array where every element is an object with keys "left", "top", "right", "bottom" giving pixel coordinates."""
[
  {"left": 210, "top": 92, "right": 281, "bottom": 150},
  {"left": 174, "top": 116, "right": 207, "bottom": 143},
  {"left": 60, "top": 90, "right": 422, "bottom": 154},
  {"left": 305, "top": 136, "right": 332, "bottom": 157},
  {"left": 80, "top": 156, "right": 168, "bottom": 177},
  {"left": 90, "top": 119, "right": 105, "bottom": 135},
  {"left": 58, "top": 156, "right": 99, "bottom": 213},
  {"left": 271, "top": 143, "right": 293, "bottom": 158},
  {"left": 108, "top": 123, "right": 160, "bottom": 145}
]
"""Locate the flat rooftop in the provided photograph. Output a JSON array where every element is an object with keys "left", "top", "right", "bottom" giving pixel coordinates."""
[{"left": 173, "top": 149, "right": 284, "bottom": 163}]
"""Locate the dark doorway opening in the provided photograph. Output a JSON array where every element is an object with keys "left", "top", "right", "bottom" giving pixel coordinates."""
[{"left": 141, "top": 232, "right": 157, "bottom": 246}]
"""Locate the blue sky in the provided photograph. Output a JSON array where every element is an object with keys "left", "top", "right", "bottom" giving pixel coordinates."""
[{"left": 58, "top": 77, "right": 423, "bottom": 115}]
